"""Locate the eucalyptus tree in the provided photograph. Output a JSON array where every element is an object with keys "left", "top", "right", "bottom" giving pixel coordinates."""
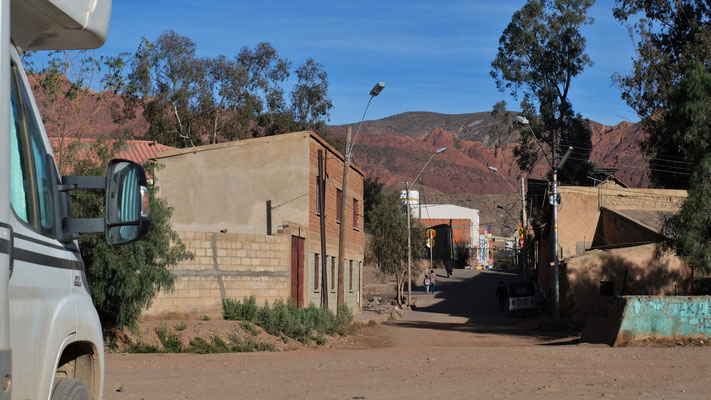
[{"left": 491, "top": 0, "right": 595, "bottom": 183}]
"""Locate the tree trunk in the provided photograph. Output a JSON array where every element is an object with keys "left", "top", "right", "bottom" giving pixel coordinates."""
[{"left": 396, "top": 276, "right": 403, "bottom": 306}]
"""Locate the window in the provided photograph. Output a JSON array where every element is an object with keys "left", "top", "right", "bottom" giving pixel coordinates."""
[
  {"left": 336, "top": 189, "right": 342, "bottom": 223},
  {"left": 10, "top": 62, "right": 56, "bottom": 236},
  {"left": 349, "top": 260, "right": 353, "bottom": 291},
  {"left": 314, "top": 254, "right": 320, "bottom": 291},
  {"left": 330, "top": 257, "right": 335, "bottom": 291},
  {"left": 10, "top": 68, "right": 33, "bottom": 224},
  {"left": 353, "top": 198, "right": 359, "bottom": 230}
]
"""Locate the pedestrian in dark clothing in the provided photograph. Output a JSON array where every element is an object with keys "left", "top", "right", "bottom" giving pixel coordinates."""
[
  {"left": 496, "top": 281, "right": 508, "bottom": 311},
  {"left": 445, "top": 258, "right": 454, "bottom": 278}
]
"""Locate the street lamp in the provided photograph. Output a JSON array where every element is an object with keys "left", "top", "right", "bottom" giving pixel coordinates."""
[
  {"left": 488, "top": 166, "right": 527, "bottom": 273},
  {"left": 406, "top": 147, "right": 446, "bottom": 306},
  {"left": 514, "top": 115, "right": 573, "bottom": 322},
  {"left": 336, "top": 82, "right": 385, "bottom": 313}
]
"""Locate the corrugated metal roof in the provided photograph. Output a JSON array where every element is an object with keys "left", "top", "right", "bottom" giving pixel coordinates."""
[
  {"left": 48, "top": 138, "right": 176, "bottom": 165},
  {"left": 115, "top": 141, "right": 177, "bottom": 164}
]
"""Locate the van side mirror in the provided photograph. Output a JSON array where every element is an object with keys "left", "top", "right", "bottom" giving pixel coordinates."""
[
  {"left": 105, "top": 159, "right": 151, "bottom": 245},
  {"left": 52, "top": 157, "right": 151, "bottom": 246}
]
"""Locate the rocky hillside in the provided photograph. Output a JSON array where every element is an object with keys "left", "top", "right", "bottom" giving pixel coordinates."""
[
  {"left": 331, "top": 112, "right": 649, "bottom": 195},
  {"left": 29, "top": 74, "right": 649, "bottom": 198}
]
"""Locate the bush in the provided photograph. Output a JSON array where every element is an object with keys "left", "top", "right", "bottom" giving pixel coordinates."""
[
  {"left": 223, "top": 296, "right": 259, "bottom": 321},
  {"left": 156, "top": 324, "right": 182, "bottom": 353},
  {"left": 222, "top": 298, "right": 356, "bottom": 344}
]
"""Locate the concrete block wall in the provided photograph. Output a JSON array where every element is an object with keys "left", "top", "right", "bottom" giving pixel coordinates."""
[{"left": 143, "top": 231, "right": 290, "bottom": 319}]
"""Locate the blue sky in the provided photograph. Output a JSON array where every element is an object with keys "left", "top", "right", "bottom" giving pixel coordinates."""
[{"left": 99, "top": 0, "right": 638, "bottom": 126}]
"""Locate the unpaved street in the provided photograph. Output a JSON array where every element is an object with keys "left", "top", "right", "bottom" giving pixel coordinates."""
[{"left": 105, "top": 270, "right": 711, "bottom": 399}]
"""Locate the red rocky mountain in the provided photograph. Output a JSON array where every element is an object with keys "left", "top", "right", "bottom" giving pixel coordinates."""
[
  {"left": 331, "top": 112, "right": 649, "bottom": 195},
  {"left": 29, "top": 74, "right": 648, "bottom": 197}
]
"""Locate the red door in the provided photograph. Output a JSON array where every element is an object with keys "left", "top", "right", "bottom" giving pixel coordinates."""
[{"left": 290, "top": 236, "right": 305, "bottom": 307}]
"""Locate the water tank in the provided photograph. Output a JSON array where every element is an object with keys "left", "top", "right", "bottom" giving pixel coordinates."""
[{"left": 400, "top": 190, "right": 419, "bottom": 208}]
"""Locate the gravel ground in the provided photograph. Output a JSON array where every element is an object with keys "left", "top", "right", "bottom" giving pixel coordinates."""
[{"left": 104, "top": 269, "right": 711, "bottom": 399}]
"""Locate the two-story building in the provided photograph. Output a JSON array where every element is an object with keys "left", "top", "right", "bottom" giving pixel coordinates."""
[{"left": 143, "top": 131, "right": 364, "bottom": 318}]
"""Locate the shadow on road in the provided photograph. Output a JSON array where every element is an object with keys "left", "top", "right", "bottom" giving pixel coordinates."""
[{"left": 390, "top": 269, "right": 577, "bottom": 343}]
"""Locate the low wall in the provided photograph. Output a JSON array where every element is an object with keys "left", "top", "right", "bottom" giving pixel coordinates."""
[
  {"left": 143, "top": 231, "right": 291, "bottom": 319},
  {"left": 616, "top": 296, "right": 711, "bottom": 345},
  {"left": 582, "top": 296, "right": 711, "bottom": 346}
]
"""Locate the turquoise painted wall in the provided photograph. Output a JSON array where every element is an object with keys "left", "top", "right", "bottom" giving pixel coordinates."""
[{"left": 618, "top": 296, "right": 711, "bottom": 341}]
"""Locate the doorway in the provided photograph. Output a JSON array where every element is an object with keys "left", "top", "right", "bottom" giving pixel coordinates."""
[{"left": 290, "top": 236, "right": 305, "bottom": 307}]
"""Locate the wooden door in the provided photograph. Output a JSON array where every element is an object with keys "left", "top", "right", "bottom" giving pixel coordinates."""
[{"left": 290, "top": 236, "right": 305, "bottom": 307}]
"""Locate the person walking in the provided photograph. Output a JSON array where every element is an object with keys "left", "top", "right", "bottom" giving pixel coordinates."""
[
  {"left": 429, "top": 270, "right": 437, "bottom": 294},
  {"left": 424, "top": 274, "right": 431, "bottom": 294},
  {"left": 445, "top": 258, "right": 454, "bottom": 278},
  {"left": 496, "top": 281, "right": 508, "bottom": 311}
]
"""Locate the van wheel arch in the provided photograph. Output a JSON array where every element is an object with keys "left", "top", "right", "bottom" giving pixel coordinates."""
[{"left": 55, "top": 342, "right": 98, "bottom": 399}]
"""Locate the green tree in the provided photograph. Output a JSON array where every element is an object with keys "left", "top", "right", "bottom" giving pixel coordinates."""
[
  {"left": 368, "top": 192, "right": 425, "bottom": 305},
  {"left": 650, "top": 61, "right": 711, "bottom": 276},
  {"left": 124, "top": 30, "right": 209, "bottom": 147},
  {"left": 68, "top": 138, "right": 192, "bottom": 331},
  {"left": 290, "top": 58, "right": 333, "bottom": 129},
  {"left": 661, "top": 153, "right": 711, "bottom": 277},
  {"left": 612, "top": 0, "right": 711, "bottom": 188},
  {"left": 363, "top": 175, "right": 384, "bottom": 227},
  {"left": 490, "top": 0, "right": 595, "bottom": 183}
]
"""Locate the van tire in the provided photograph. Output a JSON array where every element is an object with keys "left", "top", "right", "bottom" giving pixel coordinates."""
[{"left": 52, "top": 378, "right": 90, "bottom": 400}]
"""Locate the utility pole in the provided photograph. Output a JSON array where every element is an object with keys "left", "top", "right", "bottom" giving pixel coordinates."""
[
  {"left": 406, "top": 181, "right": 412, "bottom": 306},
  {"left": 318, "top": 150, "right": 328, "bottom": 309},
  {"left": 520, "top": 176, "right": 527, "bottom": 273},
  {"left": 336, "top": 127, "right": 352, "bottom": 313},
  {"left": 418, "top": 177, "right": 422, "bottom": 225}
]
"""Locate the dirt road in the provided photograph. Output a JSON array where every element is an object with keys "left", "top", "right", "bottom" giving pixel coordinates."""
[{"left": 105, "top": 269, "right": 711, "bottom": 399}]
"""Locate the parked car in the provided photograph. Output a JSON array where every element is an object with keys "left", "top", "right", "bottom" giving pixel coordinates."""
[{"left": 508, "top": 282, "right": 537, "bottom": 316}]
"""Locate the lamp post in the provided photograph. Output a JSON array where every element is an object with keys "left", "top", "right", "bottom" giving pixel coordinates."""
[
  {"left": 513, "top": 116, "right": 572, "bottom": 322},
  {"left": 337, "top": 82, "right": 385, "bottom": 314},
  {"left": 488, "top": 166, "right": 527, "bottom": 273},
  {"left": 406, "top": 147, "right": 446, "bottom": 306}
]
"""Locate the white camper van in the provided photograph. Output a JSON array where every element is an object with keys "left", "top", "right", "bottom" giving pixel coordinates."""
[{"left": 1, "top": 1, "right": 149, "bottom": 399}]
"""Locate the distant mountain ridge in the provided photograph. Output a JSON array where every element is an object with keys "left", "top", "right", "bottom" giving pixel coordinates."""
[
  {"left": 330, "top": 111, "right": 649, "bottom": 195},
  {"left": 29, "top": 72, "right": 648, "bottom": 198}
]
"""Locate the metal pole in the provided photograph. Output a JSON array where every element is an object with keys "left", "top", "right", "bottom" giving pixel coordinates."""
[
  {"left": 429, "top": 241, "right": 433, "bottom": 274},
  {"left": 406, "top": 182, "right": 412, "bottom": 306},
  {"left": 336, "top": 127, "right": 352, "bottom": 313},
  {"left": 266, "top": 200, "right": 272, "bottom": 235},
  {"left": 553, "top": 168, "right": 560, "bottom": 321},
  {"left": 520, "top": 176, "right": 527, "bottom": 273},
  {"left": 552, "top": 124, "right": 560, "bottom": 322},
  {"left": 418, "top": 177, "right": 422, "bottom": 225}
]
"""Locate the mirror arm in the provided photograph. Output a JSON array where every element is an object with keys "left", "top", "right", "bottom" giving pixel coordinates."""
[
  {"left": 60, "top": 175, "right": 106, "bottom": 191},
  {"left": 64, "top": 218, "right": 105, "bottom": 234}
]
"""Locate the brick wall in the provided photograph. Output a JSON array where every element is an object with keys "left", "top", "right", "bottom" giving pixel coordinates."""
[{"left": 143, "top": 231, "right": 291, "bottom": 319}]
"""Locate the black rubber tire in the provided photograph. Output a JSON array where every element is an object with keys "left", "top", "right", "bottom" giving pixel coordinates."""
[{"left": 51, "top": 378, "right": 90, "bottom": 400}]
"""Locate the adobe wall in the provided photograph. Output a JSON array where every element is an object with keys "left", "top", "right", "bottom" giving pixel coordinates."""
[
  {"left": 562, "top": 244, "right": 690, "bottom": 322},
  {"left": 155, "top": 132, "right": 311, "bottom": 234},
  {"left": 555, "top": 186, "right": 687, "bottom": 259},
  {"left": 143, "top": 231, "right": 291, "bottom": 319}
]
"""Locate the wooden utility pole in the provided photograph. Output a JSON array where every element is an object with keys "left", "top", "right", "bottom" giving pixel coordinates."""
[
  {"left": 336, "top": 127, "right": 352, "bottom": 314},
  {"left": 318, "top": 150, "right": 328, "bottom": 308}
]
